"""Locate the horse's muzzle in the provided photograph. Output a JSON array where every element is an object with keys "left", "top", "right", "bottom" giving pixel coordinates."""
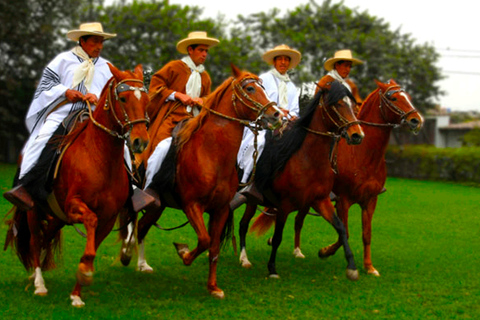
[{"left": 131, "top": 138, "right": 150, "bottom": 154}]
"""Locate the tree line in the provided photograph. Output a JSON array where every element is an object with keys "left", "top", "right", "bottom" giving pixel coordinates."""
[{"left": 0, "top": 0, "right": 443, "bottom": 162}]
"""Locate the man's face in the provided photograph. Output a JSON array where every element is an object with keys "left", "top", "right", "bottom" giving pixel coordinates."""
[
  {"left": 273, "top": 55, "right": 291, "bottom": 75},
  {"left": 335, "top": 61, "right": 352, "bottom": 78},
  {"left": 80, "top": 35, "right": 105, "bottom": 58},
  {"left": 188, "top": 44, "right": 210, "bottom": 66}
]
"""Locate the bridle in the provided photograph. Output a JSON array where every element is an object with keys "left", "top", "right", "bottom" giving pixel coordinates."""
[
  {"left": 360, "top": 84, "right": 418, "bottom": 129},
  {"left": 86, "top": 78, "right": 150, "bottom": 140}
]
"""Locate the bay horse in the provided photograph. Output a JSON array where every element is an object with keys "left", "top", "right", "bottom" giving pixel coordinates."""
[
  {"left": 237, "top": 80, "right": 365, "bottom": 280},
  {"left": 120, "top": 64, "right": 283, "bottom": 299},
  {"left": 4, "top": 64, "right": 150, "bottom": 307},
  {"left": 250, "top": 79, "right": 423, "bottom": 277}
]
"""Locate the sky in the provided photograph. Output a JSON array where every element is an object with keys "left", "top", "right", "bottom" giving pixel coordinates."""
[{"left": 166, "top": 0, "right": 480, "bottom": 113}]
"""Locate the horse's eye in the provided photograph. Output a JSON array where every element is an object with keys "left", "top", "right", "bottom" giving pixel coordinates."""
[
  {"left": 119, "top": 97, "right": 127, "bottom": 103},
  {"left": 246, "top": 86, "right": 255, "bottom": 93}
]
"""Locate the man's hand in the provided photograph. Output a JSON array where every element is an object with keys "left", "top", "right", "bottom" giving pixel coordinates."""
[
  {"left": 175, "top": 92, "right": 194, "bottom": 106},
  {"left": 83, "top": 93, "right": 99, "bottom": 105},
  {"left": 65, "top": 89, "right": 84, "bottom": 103}
]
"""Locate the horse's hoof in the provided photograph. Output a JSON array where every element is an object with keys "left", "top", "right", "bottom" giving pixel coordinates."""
[
  {"left": 269, "top": 273, "right": 280, "bottom": 279},
  {"left": 137, "top": 262, "right": 154, "bottom": 273},
  {"left": 70, "top": 295, "right": 85, "bottom": 307},
  {"left": 210, "top": 289, "right": 225, "bottom": 299},
  {"left": 34, "top": 288, "right": 48, "bottom": 296},
  {"left": 293, "top": 248, "right": 305, "bottom": 259},
  {"left": 76, "top": 269, "right": 93, "bottom": 286},
  {"left": 367, "top": 268, "right": 380, "bottom": 277},
  {"left": 173, "top": 242, "right": 189, "bottom": 259},
  {"left": 346, "top": 268, "right": 359, "bottom": 281},
  {"left": 267, "top": 238, "right": 272, "bottom": 246},
  {"left": 240, "top": 260, "right": 252, "bottom": 268},
  {"left": 318, "top": 247, "right": 330, "bottom": 259},
  {"left": 120, "top": 251, "right": 132, "bottom": 266}
]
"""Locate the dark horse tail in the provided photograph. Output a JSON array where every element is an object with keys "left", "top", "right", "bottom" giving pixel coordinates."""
[
  {"left": 4, "top": 208, "right": 62, "bottom": 272},
  {"left": 220, "top": 208, "right": 234, "bottom": 250}
]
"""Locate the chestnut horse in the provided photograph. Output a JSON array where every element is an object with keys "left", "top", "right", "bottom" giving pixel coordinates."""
[
  {"left": 237, "top": 81, "right": 365, "bottom": 280},
  {"left": 4, "top": 64, "right": 150, "bottom": 307},
  {"left": 251, "top": 79, "right": 423, "bottom": 276},
  {"left": 120, "top": 65, "right": 282, "bottom": 298}
]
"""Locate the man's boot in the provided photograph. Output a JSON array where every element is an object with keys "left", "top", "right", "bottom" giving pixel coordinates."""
[
  {"left": 3, "top": 185, "right": 34, "bottom": 211},
  {"left": 229, "top": 192, "right": 247, "bottom": 211},
  {"left": 131, "top": 187, "right": 161, "bottom": 212},
  {"left": 240, "top": 183, "right": 263, "bottom": 204}
]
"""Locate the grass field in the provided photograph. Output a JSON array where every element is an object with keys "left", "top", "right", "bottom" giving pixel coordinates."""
[{"left": 1, "top": 162, "right": 479, "bottom": 319}]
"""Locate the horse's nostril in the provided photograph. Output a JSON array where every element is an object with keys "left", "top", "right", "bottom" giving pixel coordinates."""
[
  {"left": 410, "top": 118, "right": 419, "bottom": 126},
  {"left": 351, "top": 133, "right": 363, "bottom": 145}
]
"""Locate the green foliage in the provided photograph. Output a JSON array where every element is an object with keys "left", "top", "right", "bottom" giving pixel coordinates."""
[
  {"left": 386, "top": 145, "right": 480, "bottom": 186},
  {"left": 462, "top": 128, "right": 480, "bottom": 146},
  {"left": 1, "top": 163, "right": 479, "bottom": 318}
]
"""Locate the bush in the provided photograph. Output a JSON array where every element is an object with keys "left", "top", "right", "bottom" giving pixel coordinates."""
[{"left": 386, "top": 145, "right": 480, "bottom": 186}]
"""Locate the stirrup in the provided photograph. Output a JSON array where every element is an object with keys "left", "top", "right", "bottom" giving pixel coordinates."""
[
  {"left": 132, "top": 187, "right": 161, "bottom": 212},
  {"left": 239, "top": 183, "right": 263, "bottom": 204},
  {"left": 3, "top": 185, "right": 34, "bottom": 211},
  {"left": 229, "top": 193, "right": 247, "bottom": 211}
]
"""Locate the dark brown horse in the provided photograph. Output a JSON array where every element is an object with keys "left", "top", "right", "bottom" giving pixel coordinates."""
[
  {"left": 237, "top": 80, "right": 364, "bottom": 279},
  {"left": 4, "top": 64, "right": 150, "bottom": 307},
  {"left": 250, "top": 79, "right": 423, "bottom": 276},
  {"left": 120, "top": 65, "right": 283, "bottom": 298}
]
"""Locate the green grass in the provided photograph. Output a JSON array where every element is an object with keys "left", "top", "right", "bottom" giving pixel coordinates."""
[{"left": 1, "top": 163, "right": 479, "bottom": 319}]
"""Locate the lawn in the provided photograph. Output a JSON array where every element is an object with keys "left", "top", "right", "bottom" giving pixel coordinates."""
[{"left": 0, "top": 162, "right": 479, "bottom": 319}]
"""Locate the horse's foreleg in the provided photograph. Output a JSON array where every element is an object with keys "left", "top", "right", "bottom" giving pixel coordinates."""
[
  {"left": 174, "top": 204, "right": 209, "bottom": 266},
  {"left": 119, "top": 208, "right": 136, "bottom": 267},
  {"left": 267, "top": 211, "right": 287, "bottom": 278},
  {"left": 319, "top": 197, "right": 351, "bottom": 258},
  {"left": 136, "top": 206, "right": 164, "bottom": 272},
  {"left": 362, "top": 197, "right": 380, "bottom": 276},
  {"left": 67, "top": 200, "right": 97, "bottom": 307},
  {"left": 238, "top": 204, "right": 257, "bottom": 268},
  {"left": 27, "top": 208, "right": 48, "bottom": 296},
  {"left": 315, "top": 199, "right": 358, "bottom": 281},
  {"left": 206, "top": 208, "right": 231, "bottom": 299},
  {"left": 293, "top": 209, "right": 308, "bottom": 258}
]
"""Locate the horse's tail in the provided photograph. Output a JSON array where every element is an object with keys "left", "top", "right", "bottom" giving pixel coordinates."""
[
  {"left": 3, "top": 207, "right": 62, "bottom": 272},
  {"left": 220, "top": 209, "right": 234, "bottom": 249},
  {"left": 4, "top": 207, "right": 34, "bottom": 271},
  {"left": 250, "top": 210, "right": 276, "bottom": 236}
]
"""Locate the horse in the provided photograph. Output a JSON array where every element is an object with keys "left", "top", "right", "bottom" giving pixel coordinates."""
[
  {"left": 236, "top": 80, "right": 365, "bottom": 280},
  {"left": 250, "top": 79, "right": 423, "bottom": 277},
  {"left": 4, "top": 63, "right": 150, "bottom": 307},
  {"left": 119, "top": 64, "right": 283, "bottom": 299}
]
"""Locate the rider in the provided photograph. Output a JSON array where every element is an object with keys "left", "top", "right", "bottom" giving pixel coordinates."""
[
  {"left": 316, "top": 49, "right": 364, "bottom": 114},
  {"left": 3, "top": 22, "right": 153, "bottom": 211},
  {"left": 139, "top": 31, "right": 219, "bottom": 202},
  {"left": 232, "top": 44, "right": 302, "bottom": 209}
]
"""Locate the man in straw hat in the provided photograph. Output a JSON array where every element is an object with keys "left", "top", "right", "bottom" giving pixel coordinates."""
[
  {"left": 231, "top": 44, "right": 302, "bottom": 209},
  {"left": 3, "top": 22, "right": 123, "bottom": 210},
  {"left": 139, "top": 31, "right": 219, "bottom": 201},
  {"left": 316, "top": 49, "right": 364, "bottom": 112}
]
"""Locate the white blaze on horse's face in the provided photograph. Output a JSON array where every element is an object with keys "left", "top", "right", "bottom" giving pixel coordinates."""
[
  {"left": 256, "top": 82, "right": 282, "bottom": 114},
  {"left": 134, "top": 88, "right": 142, "bottom": 100},
  {"left": 343, "top": 95, "right": 354, "bottom": 109},
  {"left": 399, "top": 91, "right": 414, "bottom": 109}
]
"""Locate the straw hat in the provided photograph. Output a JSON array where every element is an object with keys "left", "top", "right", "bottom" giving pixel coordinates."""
[
  {"left": 66, "top": 22, "right": 117, "bottom": 41},
  {"left": 176, "top": 31, "right": 220, "bottom": 54},
  {"left": 262, "top": 44, "right": 302, "bottom": 69},
  {"left": 324, "top": 49, "right": 363, "bottom": 71}
]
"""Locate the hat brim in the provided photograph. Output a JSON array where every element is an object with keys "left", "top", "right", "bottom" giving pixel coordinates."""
[
  {"left": 67, "top": 30, "right": 117, "bottom": 42},
  {"left": 262, "top": 49, "right": 301, "bottom": 69},
  {"left": 324, "top": 57, "right": 363, "bottom": 71},
  {"left": 176, "top": 38, "right": 220, "bottom": 54}
]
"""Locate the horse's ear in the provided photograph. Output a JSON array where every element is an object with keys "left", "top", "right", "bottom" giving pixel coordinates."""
[
  {"left": 133, "top": 64, "right": 144, "bottom": 80},
  {"left": 230, "top": 63, "right": 241, "bottom": 78},
  {"left": 108, "top": 63, "right": 122, "bottom": 80},
  {"left": 374, "top": 79, "right": 383, "bottom": 87}
]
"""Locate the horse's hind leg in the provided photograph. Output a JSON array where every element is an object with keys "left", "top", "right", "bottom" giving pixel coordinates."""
[
  {"left": 26, "top": 208, "right": 48, "bottom": 296},
  {"left": 319, "top": 198, "right": 351, "bottom": 258},
  {"left": 238, "top": 204, "right": 257, "bottom": 268},
  {"left": 136, "top": 206, "right": 164, "bottom": 272},
  {"left": 362, "top": 197, "right": 380, "bottom": 276}
]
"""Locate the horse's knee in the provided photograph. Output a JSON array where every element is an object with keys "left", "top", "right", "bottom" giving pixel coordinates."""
[{"left": 198, "top": 235, "right": 211, "bottom": 250}]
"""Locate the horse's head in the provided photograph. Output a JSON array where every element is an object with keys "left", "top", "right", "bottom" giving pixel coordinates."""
[
  {"left": 107, "top": 63, "right": 150, "bottom": 153},
  {"left": 374, "top": 79, "right": 424, "bottom": 134},
  {"left": 319, "top": 81, "right": 364, "bottom": 145},
  {"left": 230, "top": 64, "right": 283, "bottom": 130}
]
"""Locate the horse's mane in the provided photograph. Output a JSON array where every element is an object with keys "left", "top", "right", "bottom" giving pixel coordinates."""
[
  {"left": 357, "top": 87, "right": 380, "bottom": 118},
  {"left": 175, "top": 76, "right": 236, "bottom": 151},
  {"left": 255, "top": 80, "right": 353, "bottom": 191}
]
